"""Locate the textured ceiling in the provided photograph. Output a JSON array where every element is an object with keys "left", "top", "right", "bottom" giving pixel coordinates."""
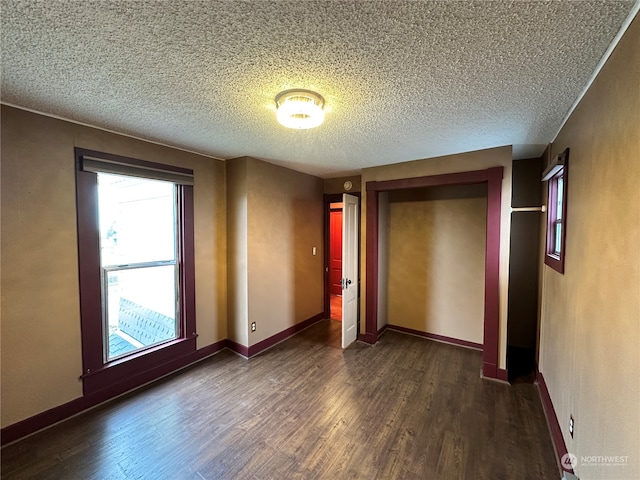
[{"left": 1, "top": 1, "right": 637, "bottom": 177}]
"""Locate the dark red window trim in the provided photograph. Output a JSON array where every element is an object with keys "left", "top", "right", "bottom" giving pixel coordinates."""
[
  {"left": 74, "top": 148, "right": 196, "bottom": 396},
  {"left": 544, "top": 150, "right": 569, "bottom": 274}
]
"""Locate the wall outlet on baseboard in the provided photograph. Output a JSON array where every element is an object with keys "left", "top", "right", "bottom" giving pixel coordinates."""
[
  {"left": 251, "top": 322, "right": 256, "bottom": 332},
  {"left": 569, "top": 415, "right": 574, "bottom": 438}
]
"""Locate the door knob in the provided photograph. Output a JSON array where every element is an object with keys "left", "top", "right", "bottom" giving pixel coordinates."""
[{"left": 346, "top": 279, "right": 352, "bottom": 285}]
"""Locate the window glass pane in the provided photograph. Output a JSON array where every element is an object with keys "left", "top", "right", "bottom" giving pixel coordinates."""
[
  {"left": 97, "top": 172, "right": 179, "bottom": 361},
  {"left": 554, "top": 222, "right": 562, "bottom": 255},
  {"left": 556, "top": 176, "right": 564, "bottom": 220},
  {"left": 105, "top": 265, "right": 178, "bottom": 360},
  {"left": 98, "top": 173, "right": 176, "bottom": 266}
]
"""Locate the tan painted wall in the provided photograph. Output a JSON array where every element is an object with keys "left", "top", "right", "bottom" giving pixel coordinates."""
[
  {"left": 361, "top": 145, "right": 513, "bottom": 368},
  {"left": 536, "top": 146, "right": 552, "bottom": 364},
  {"left": 377, "top": 192, "right": 390, "bottom": 330},
  {"left": 226, "top": 157, "right": 249, "bottom": 346},
  {"left": 0, "top": 106, "right": 227, "bottom": 428},
  {"left": 246, "top": 158, "right": 324, "bottom": 345},
  {"left": 385, "top": 186, "right": 487, "bottom": 343},
  {"left": 538, "top": 17, "right": 640, "bottom": 480},
  {"left": 323, "top": 175, "right": 362, "bottom": 194}
]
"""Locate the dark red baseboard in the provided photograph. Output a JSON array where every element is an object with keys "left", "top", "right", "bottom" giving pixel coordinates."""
[
  {"left": 377, "top": 324, "right": 388, "bottom": 337},
  {"left": 536, "top": 370, "right": 572, "bottom": 475},
  {"left": 497, "top": 368, "right": 509, "bottom": 382},
  {"left": 388, "top": 325, "right": 508, "bottom": 381},
  {"left": 1, "top": 339, "right": 228, "bottom": 446},
  {"left": 247, "top": 313, "right": 324, "bottom": 357},
  {"left": 358, "top": 332, "right": 375, "bottom": 344},
  {"left": 3, "top": 314, "right": 326, "bottom": 445},
  {"left": 387, "top": 324, "right": 483, "bottom": 350},
  {"left": 225, "top": 339, "right": 249, "bottom": 357},
  {"left": 481, "top": 362, "right": 510, "bottom": 383}
]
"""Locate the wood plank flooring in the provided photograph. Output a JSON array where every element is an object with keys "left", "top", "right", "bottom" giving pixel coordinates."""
[
  {"left": 1, "top": 320, "right": 559, "bottom": 479},
  {"left": 330, "top": 294, "right": 342, "bottom": 321}
]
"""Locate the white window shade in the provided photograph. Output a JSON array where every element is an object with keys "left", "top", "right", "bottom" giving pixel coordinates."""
[
  {"left": 541, "top": 150, "right": 568, "bottom": 182},
  {"left": 82, "top": 156, "right": 194, "bottom": 185}
]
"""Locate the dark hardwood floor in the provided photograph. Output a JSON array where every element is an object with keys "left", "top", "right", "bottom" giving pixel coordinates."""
[{"left": 1, "top": 320, "right": 559, "bottom": 479}]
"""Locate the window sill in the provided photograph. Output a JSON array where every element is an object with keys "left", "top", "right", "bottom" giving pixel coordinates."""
[
  {"left": 81, "top": 336, "right": 197, "bottom": 395},
  {"left": 544, "top": 253, "right": 564, "bottom": 274}
]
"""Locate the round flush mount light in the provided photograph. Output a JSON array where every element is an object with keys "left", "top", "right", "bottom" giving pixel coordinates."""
[{"left": 275, "top": 89, "right": 325, "bottom": 129}]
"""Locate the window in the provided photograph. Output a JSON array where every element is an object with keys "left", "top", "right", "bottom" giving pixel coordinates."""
[
  {"left": 75, "top": 148, "right": 196, "bottom": 395},
  {"left": 99, "top": 174, "right": 179, "bottom": 361},
  {"left": 543, "top": 148, "right": 569, "bottom": 273}
]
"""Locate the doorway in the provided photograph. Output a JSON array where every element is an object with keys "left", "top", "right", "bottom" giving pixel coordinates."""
[
  {"left": 329, "top": 203, "right": 343, "bottom": 321},
  {"left": 324, "top": 193, "right": 361, "bottom": 348}
]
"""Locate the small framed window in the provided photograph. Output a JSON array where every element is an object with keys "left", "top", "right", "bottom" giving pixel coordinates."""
[{"left": 542, "top": 148, "right": 569, "bottom": 273}]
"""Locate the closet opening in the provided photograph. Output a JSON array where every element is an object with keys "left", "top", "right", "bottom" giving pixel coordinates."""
[{"left": 364, "top": 167, "right": 505, "bottom": 380}]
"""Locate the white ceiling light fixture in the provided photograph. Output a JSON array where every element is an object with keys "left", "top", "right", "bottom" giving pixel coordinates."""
[{"left": 275, "top": 89, "right": 325, "bottom": 129}]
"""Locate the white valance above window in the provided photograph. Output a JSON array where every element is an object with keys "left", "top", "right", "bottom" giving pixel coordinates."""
[{"left": 82, "top": 156, "right": 194, "bottom": 185}]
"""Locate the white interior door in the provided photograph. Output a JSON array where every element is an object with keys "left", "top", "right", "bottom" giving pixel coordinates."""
[{"left": 342, "top": 193, "right": 359, "bottom": 348}]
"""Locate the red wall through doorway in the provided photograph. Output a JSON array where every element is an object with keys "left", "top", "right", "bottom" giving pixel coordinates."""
[{"left": 329, "top": 209, "right": 343, "bottom": 295}]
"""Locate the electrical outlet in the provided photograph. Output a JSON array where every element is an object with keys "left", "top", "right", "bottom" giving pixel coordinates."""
[
  {"left": 312, "top": 246, "right": 317, "bottom": 256},
  {"left": 569, "top": 415, "right": 574, "bottom": 438},
  {"left": 251, "top": 322, "right": 256, "bottom": 332}
]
